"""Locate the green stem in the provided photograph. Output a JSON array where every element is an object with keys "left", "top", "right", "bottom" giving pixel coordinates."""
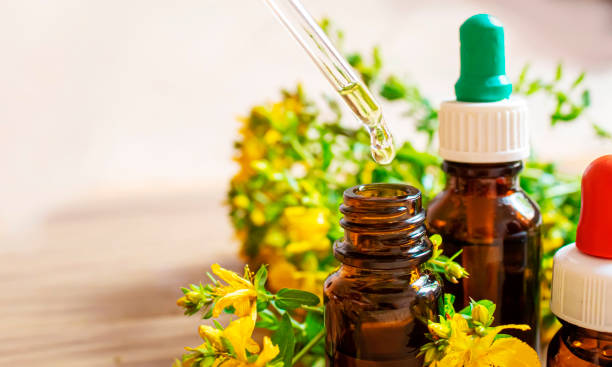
[
  {"left": 428, "top": 259, "right": 446, "bottom": 267},
  {"left": 301, "top": 305, "right": 324, "bottom": 314},
  {"left": 291, "top": 329, "right": 325, "bottom": 366}
]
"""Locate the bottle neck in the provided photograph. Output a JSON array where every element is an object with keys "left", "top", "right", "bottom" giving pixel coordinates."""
[
  {"left": 334, "top": 183, "right": 432, "bottom": 270},
  {"left": 443, "top": 160, "right": 522, "bottom": 195},
  {"left": 559, "top": 320, "right": 612, "bottom": 363}
]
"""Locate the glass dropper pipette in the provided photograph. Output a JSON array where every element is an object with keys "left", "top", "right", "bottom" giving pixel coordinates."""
[{"left": 263, "top": 0, "right": 395, "bottom": 164}]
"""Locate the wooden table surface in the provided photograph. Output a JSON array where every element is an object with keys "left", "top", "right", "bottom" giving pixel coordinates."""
[{"left": 0, "top": 187, "right": 241, "bottom": 367}]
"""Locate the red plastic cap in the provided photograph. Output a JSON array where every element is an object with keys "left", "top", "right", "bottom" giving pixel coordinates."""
[{"left": 576, "top": 155, "right": 612, "bottom": 259}]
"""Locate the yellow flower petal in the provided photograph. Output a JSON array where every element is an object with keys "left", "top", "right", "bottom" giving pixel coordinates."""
[
  {"left": 477, "top": 324, "right": 531, "bottom": 350},
  {"left": 246, "top": 338, "right": 261, "bottom": 354},
  {"left": 438, "top": 350, "right": 468, "bottom": 367},
  {"left": 268, "top": 261, "right": 300, "bottom": 291},
  {"left": 212, "top": 288, "right": 257, "bottom": 318},
  {"left": 198, "top": 325, "right": 224, "bottom": 350},
  {"left": 223, "top": 314, "right": 256, "bottom": 361},
  {"left": 254, "top": 337, "right": 280, "bottom": 367},
  {"left": 480, "top": 337, "right": 540, "bottom": 367},
  {"left": 211, "top": 264, "right": 254, "bottom": 289}
]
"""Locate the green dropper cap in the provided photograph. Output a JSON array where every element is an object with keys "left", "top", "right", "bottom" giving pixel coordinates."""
[{"left": 455, "top": 14, "right": 512, "bottom": 102}]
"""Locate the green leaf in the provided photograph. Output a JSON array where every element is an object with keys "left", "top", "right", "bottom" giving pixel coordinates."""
[
  {"left": 373, "top": 46, "right": 382, "bottom": 69},
  {"left": 593, "top": 123, "right": 612, "bottom": 139},
  {"left": 272, "top": 313, "right": 296, "bottom": 367},
  {"left": 475, "top": 299, "right": 496, "bottom": 317},
  {"left": 202, "top": 305, "right": 214, "bottom": 319},
  {"left": 256, "top": 309, "right": 279, "bottom": 330},
  {"left": 582, "top": 90, "right": 591, "bottom": 107},
  {"left": 321, "top": 140, "right": 333, "bottom": 170},
  {"left": 439, "top": 293, "right": 455, "bottom": 319},
  {"left": 275, "top": 288, "right": 321, "bottom": 310},
  {"left": 346, "top": 53, "right": 362, "bottom": 67},
  {"left": 200, "top": 356, "right": 215, "bottom": 367},
  {"left": 254, "top": 265, "right": 268, "bottom": 290},
  {"left": 220, "top": 336, "right": 236, "bottom": 357},
  {"left": 380, "top": 76, "right": 407, "bottom": 100},
  {"left": 213, "top": 320, "right": 224, "bottom": 330},
  {"left": 572, "top": 72, "right": 585, "bottom": 88},
  {"left": 526, "top": 80, "right": 541, "bottom": 95},
  {"left": 516, "top": 63, "right": 530, "bottom": 90},
  {"left": 555, "top": 63, "right": 563, "bottom": 81},
  {"left": 304, "top": 310, "right": 325, "bottom": 339}
]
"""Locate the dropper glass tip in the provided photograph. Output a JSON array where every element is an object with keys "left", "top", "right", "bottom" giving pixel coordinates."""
[{"left": 369, "top": 122, "right": 396, "bottom": 165}]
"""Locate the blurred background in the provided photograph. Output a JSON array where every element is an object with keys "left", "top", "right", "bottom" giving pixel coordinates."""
[{"left": 1, "top": 0, "right": 611, "bottom": 366}]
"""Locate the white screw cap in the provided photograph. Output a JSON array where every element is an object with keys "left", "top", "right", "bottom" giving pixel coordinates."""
[
  {"left": 438, "top": 98, "right": 529, "bottom": 163},
  {"left": 551, "top": 243, "right": 612, "bottom": 333}
]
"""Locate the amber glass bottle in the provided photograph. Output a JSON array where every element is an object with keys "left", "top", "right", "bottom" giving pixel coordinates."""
[
  {"left": 324, "top": 183, "right": 442, "bottom": 366},
  {"left": 547, "top": 321, "right": 612, "bottom": 366},
  {"left": 426, "top": 161, "right": 541, "bottom": 347}
]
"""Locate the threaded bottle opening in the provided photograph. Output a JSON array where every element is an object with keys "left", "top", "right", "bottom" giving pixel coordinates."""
[
  {"left": 335, "top": 183, "right": 431, "bottom": 269},
  {"left": 340, "top": 183, "right": 423, "bottom": 232}
]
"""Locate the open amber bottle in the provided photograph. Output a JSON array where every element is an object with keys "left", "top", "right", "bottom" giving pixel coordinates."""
[{"left": 324, "top": 183, "right": 441, "bottom": 366}]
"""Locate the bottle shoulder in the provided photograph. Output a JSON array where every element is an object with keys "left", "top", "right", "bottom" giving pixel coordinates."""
[
  {"left": 547, "top": 325, "right": 612, "bottom": 367},
  {"left": 426, "top": 188, "right": 541, "bottom": 236},
  {"left": 324, "top": 267, "right": 440, "bottom": 301}
]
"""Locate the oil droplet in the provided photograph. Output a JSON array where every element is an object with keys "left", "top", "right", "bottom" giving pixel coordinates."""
[
  {"left": 368, "top": 120, "right": 395, "bottom": 165},
  {"left": 339, "top": 82, "right": 396, "bottom": 165}
]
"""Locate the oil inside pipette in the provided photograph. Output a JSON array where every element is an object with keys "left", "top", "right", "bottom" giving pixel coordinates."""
[{"left": 339, "top": 82, "right": 395, "bottom": 164}]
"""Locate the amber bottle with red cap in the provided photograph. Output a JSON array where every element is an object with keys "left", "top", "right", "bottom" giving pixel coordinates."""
[{"left": 547, "top": 155, "right": 612, "bottom": 366}]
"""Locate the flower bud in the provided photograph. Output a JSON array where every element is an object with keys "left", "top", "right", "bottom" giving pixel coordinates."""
[
  {"left": 176, "top": 296, "right": 187, "bottom": 307},
  {"left": 428, "top": 322, "right": 451, "bottom": 339},
  {"left": 472, "top": 304, "right": 490, "bottom": 325},
  {"left": 475, "top": 325, "right": 487, "bottom": 337},
  {"left": 424, "top": 346, "right": 437, "bottom": 363},
  {"left": 186, "top": 291, "right": 201, "bottom": 303},
  {"left": 198, "top": 325, "right": 224, "bottom": 349},
  {"left": 445, "top": 262, "right": 466, "bottom": 278}
]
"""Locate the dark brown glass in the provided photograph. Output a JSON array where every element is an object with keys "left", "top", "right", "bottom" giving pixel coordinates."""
[
  {"left": 324, "top": 183, "right": 442, "bottom": 366},
  {"left": 547, "top": 321, "right": 612, "bottom": 366},
  {"left": 426, "top": 161, "right": 541, "bottom": 348}
]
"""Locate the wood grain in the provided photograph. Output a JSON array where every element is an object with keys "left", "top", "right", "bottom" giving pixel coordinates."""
[{"left": 0, "top": 188, "right": 242, "bottom": 366}]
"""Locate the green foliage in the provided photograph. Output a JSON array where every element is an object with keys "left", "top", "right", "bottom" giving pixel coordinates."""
[
  {"left": 423, "top": 235, "right": 469, "bottom": 283},
  {"left": 272, "top": 314, "right": 296, "bottom": 366},
  {"left": 514, "top": 63, "right": 607, "bottom": 139}
]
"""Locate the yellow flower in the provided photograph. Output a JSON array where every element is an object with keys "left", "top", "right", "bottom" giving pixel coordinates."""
[
  {"left": 263, "top": 129, "right": 282, "bottom": 145},
  {"left": 268, "top": 260, "right": 301, "bottom": 290},
  {"left": 195, "top": 305, "right": 279, "bottom": 367},
  {"left": 233, "top": 195, "right": 250, "bottom": 209},
  {"left": 252, "top": 336, "right": 280, "bottom": 367},
  {"left": 250, "top": 209, "right": 266, "bottom": 227},
  {"left": 432, "top": 314, "right": 540, "bottom": 367},
  {"left": 283, "top": 206, "right": 330, "bottom": 243},
  {"left": 209, "top": 264, "right": 257, "bottom": 318},
  {"left": 221, "top": 306, "right": 260, "bottom": 361},
  {"left": 285, "top": 238, "right": 331, "bottom": 255}
]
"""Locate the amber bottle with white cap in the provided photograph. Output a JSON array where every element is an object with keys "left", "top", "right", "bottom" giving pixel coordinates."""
[
  {"left": 547, "top": 155, "right": 612, "bottom": 366},
  {"left": 426, "top": 14, "right": 541, "bottom": 348}
]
